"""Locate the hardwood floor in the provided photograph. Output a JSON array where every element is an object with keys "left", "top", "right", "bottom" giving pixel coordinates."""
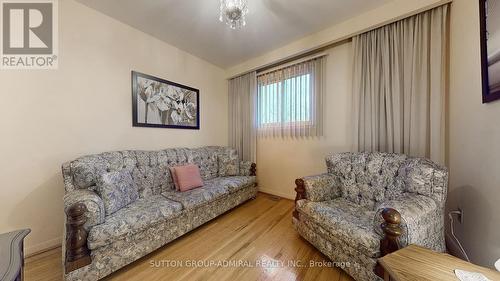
[{"left": 25, "top": 193, "right": 354, "bottom": 281}]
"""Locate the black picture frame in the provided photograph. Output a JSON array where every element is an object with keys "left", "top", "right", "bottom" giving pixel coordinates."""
[
  {"left": 480, "top": 0, "right": 500, "bottom": 103},
  {"left": 132, "top": 71, "right": 200, "bottom": 129}
]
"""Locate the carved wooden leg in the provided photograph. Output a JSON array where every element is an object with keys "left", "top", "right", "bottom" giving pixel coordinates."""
[
  {"left": 250, "top": 163, "right": 257, "bottom": 176},
  {"left": 375, "top": 208, "right": 402, "bottom": 278},
  {"left": 65, "top": 203, "right": 91, "bottom": 273},
  {"left": 293, "top": 178, "right": 306, "bottom": 220},
  {"left": 251, "top": 163, "right": 258, "bottom": 195}
]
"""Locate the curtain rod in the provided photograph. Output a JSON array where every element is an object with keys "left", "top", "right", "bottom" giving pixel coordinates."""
[
  {"left": 256, "top": 52, "right": 328, "bottom": 77},
  {"left": 227, "top": 0, "right": 452, "bottom": 80}
]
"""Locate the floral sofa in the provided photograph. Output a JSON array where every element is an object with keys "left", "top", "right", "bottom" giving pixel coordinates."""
[
  {"left": 292, "top": 152, "right": 448, "bottom": 281},
  {"left": 62, "top": 146, "right": 257, "bottom": 281}
]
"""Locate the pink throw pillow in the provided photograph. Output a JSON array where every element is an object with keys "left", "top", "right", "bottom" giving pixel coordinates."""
[
  {"left": 171, "top": 164, "right": 203, "bottom": 192},
  {"left": 169, "top": 167, "right": 180, "bottom": 190}
]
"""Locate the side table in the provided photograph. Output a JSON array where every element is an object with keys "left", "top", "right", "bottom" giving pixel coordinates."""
[{"left": 378, "top": 244, "right": 500, "bottom": 281}]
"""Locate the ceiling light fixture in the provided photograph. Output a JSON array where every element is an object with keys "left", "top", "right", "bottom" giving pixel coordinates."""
[{"left": 219, "top": 0, "right": 249, "bottom": 30}]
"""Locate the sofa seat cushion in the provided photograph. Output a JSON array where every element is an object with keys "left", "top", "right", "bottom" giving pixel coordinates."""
[
  {"left": 161, "top": 183, "right": 229, "bottom": 210},
  {"left": 87, "top": 195, "right": 183, "bottom": 250},
  {"left": 207, "top": 176, "right": 256, "bottom": 193},
  {"left": 296, "top": 198, "right": 380, "bottom": 257}
]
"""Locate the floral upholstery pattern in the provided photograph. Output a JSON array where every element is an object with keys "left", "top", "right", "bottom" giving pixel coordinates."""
[
  {"left": 326, "top": 152, "right": 401, "bottom": 209},
  {"left": 294, "top": 152, "right": 448, "bottom": 281},
  {"left": 293, "top": 217, "right": 380, "bottom": 281},
  {"left": 96, "top": 170, "right": 139, "bottom": 215},
  {"left": 62, "top": 146, "right": 257, "bottom": 281},
  {"left": 63, "top": 189, "right": 105, "bottom": 230},
  {"left": 239, "top": 161, "right": 253, "bottom": 176},
  {"left": 186, "top": 147, "right": 219, "bottom": 180},
  {"left": 218, "top": 147, "right": 240, "bottom": 176},
  {"left": 297, "top": 198, "right": 379, "bottom": 257},
  {"left": 63, "top": 146, "right": 230, "bottom": 195},
  {"left": 374, "top": 193, "right": 445, "bottom": 252},
  {"left": 401, "top": 158, "right": 448, "bottom": 203},
  {"left": 324, "top": 152, "right": 448, "bottom": 209},
  {"left": 87, "top": 195, "right": 183, "bottom": 249},
  {"left": 302, "top": 173, "right": 340, "bottom": 202}
]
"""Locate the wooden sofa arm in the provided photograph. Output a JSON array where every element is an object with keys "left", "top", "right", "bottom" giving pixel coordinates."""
[
  {"left": 65, "top": 203, "right": 92, "bottom": 273},
  {"left": 375, "top": 208, "right": 402, "bottom": 278},
  {"left": 293, "top": 178, "right": 306, "bottom": 219},
  {"left": 250, "top": 163, "right": 257, "bottom": 176}
]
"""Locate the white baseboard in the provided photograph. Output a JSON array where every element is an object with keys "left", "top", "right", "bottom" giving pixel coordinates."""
[
  {"left": 258, "top": 187, "right": 295, "bottom": 200},
  {"left": 26, "top": 236, "right": 62, "bottom": 257}
]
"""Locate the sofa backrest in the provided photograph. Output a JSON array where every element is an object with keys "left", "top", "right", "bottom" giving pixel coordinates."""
[
  {"left": 62, "top": 146, "right": 235, "bottom": 197},
  {"left": 325, "top": 152, "right": 448, "bottom": 208}
]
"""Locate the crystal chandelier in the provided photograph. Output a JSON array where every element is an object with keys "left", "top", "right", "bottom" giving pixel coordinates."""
[{"left": 219, "top": 0, "right": 249, "bottom": 30}]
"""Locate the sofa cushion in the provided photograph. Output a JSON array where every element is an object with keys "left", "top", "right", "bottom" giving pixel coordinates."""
[
  {"left": 87, "top": 195, "right": 183, "bottom": 249},
  {"left": 239, "top": 161, "right": 254, "bottom": 176},
  {"left": 96, "top": 170, "right": 139, "bottom": 215},
  {"left": 63, "top": 147, "right": 244, "bottom": 196},
  {"left": 326, "top": 152, "right": 409, "bottom": 209},
  {"left": 401, "top": 158, "right": 448, "bottom": 203},
  {"left": 296, "top": 198, "right": 380, "bottom": 257},
  {"left": 186, "top": 147, "right": 220, "bottom": 181},
  {"left": 173, "top": 164, "right": 204, "bottom": 192},
  {"left": 206, "top": 176, "right": 256, "bottom": 193},
  {"left": 161, "top": 183, "right": 229, "bottom": 210},
  {"left": 218, "top": 148, "right": 240, "bottom": 176}
]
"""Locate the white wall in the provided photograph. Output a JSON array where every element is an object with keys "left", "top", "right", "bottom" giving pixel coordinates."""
[
  {"left": 448, "top": 0, "right": 500, "bottom": 267},
  {"left": 0, "top": 0, "right": 228, "bottom": 255},
  {"left": 258, "top": 43, "right": 352, "bottom": 199}
]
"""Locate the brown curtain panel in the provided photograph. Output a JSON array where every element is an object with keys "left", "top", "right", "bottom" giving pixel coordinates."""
[{"left": 352, "top": 4, "right": 449, "bottom": 164}]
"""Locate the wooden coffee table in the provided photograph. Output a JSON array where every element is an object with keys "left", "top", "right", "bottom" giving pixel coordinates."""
[{"left": 378, "top": 245, "right": 500, "bottom": 281}]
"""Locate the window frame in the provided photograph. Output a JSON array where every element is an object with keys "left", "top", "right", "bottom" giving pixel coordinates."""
[{"left": 257, "top": 72, "right": 314, "bottom": 128}]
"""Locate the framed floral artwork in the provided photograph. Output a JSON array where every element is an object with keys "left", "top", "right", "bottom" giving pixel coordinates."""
[{"left": 132, "top": 71, "right": 200, "bottom": 129}]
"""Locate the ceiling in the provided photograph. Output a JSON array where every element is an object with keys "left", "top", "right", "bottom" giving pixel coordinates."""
[{"left": 76, "top": 0, "right": 389, "bottom": 68}]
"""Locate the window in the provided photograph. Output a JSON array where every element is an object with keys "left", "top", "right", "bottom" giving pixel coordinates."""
[
  {"left": 259, "top": 74, "right": 311, "bottom": 126},
  {"left": 256, "top": 56, "right": 325, "bottom": 137}
]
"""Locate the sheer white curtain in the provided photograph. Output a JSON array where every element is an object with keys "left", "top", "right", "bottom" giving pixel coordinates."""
[
  {"left": 352, "top": 5, "right": 449, "bottom": 164},
  {"left": 228, "top": 71, "right": 257, "bottom": 162},
  {"left": 257, "top": 56, "right": 326, "bottom": 138}
]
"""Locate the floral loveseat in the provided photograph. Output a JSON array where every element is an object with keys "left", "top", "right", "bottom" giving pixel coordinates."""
[
  {"left": 292, "top": 152, "right": 448, "bottom": 281},
  {"left": 62, "top": 146, "right": 257, "bottom": 281}
]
